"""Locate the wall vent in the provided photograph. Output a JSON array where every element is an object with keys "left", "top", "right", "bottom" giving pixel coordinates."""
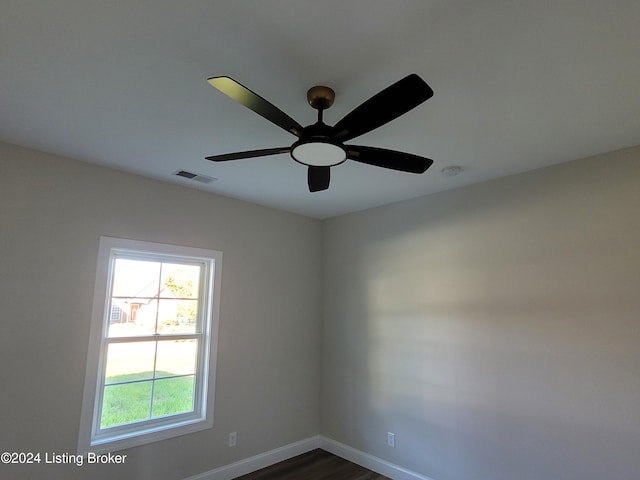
[{"left": 174, "top": 170, "right": 217, "bottom": 184}]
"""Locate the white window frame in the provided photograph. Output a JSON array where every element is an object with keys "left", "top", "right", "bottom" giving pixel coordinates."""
[{"left": 78, "top": 236, "right": 222, "bottom": 454}]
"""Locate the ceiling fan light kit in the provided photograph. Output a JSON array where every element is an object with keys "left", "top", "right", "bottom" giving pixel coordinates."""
[
  {"left": 206, "top": 74, "right": 434, "bottom": 192},
  {"left": 291, "top": 140, "right": 347, "bottom": 167}
]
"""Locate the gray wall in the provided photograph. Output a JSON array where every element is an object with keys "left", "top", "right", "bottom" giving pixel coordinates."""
[
  {"left": 0, "top": 142, "right": 322, "bottom": 480},
  {"left": 3, "top": 140, "right": 640, "bottom": 480},
  {"left": 321, "top": 146, "right": 640, "bottom": 480}
]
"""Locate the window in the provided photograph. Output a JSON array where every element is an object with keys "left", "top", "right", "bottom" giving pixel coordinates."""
[{"left": 78, "top": 237, "right": 222, "bottom": 453}]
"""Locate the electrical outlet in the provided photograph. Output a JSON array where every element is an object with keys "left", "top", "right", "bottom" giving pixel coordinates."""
[
  {"left": 228, "top": 431, "right": 237, "bottom": 447},
  {"left": 387, "top": 432, "right": 395, "bottom": 448}
]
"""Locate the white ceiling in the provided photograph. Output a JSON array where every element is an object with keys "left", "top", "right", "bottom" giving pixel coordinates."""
[{"left": 2, "top": 1, "right": 640, "bottom": 218}]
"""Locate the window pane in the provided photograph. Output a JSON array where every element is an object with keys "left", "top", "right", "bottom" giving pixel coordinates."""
[
  {"left": 155, "top": 339, "right": 198, "bottom": 377},
  {"left": 156, "top": 299, "right": 199, "bottom": 334},
  {"left": 111, "top": 258, "right": 161, "bottom": 298},
  {"left": 105, "top": 342, "right": 155, "bottom": 383},
  {"left": 151, "top": 376, "right": 195, "bottom": 419},
  {"left": 108, "top": 300, "right": 159, "bottom": 337},
  {"left": 101, "top": 381, "right": 152, "bottom": 428},
  {"left": 161, "top": 264, "right": 201, "bottom": 299}
]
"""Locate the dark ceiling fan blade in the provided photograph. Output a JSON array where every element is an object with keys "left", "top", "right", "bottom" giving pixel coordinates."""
[
  {"left": 207, "top": 76, "right": 303, "bottom": 137},
  {"left": 332, "top": 74, "right": 433, "bottom": 142},
  {"left": 346, "top": 145, "right": 433, "bottom": 173},
  {"left": 205, "top": 147, "right": 290, "bottom": 162},
  {"left": 308, "top": 166, "right": 330, "bottom": 192}
]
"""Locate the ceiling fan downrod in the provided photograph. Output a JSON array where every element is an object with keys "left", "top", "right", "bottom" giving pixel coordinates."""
[{"left": 306, "top": 85, "right": 335, "bottom": 124}]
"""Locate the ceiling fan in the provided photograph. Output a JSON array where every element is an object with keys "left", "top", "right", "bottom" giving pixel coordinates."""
[{"left": 205, "top": 74, "right": 434, "bottom": 192}]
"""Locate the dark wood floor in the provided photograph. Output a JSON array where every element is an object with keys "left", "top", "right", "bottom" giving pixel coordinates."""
[{"left": 235, "top": 449, "right": 390, "bottom": 480}]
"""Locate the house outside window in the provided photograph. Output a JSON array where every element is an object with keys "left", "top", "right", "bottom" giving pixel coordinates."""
[{"left": 78, "top": 237, "right": 222, "bottom": 454}]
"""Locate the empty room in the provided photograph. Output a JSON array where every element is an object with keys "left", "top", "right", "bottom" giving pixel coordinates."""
[{"left": 1, "top": 2, "right": 639, "bottom": 480}]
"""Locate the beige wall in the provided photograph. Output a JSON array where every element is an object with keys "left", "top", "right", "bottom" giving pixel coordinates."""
[
  {"left": 0, "top": 142, "right": 322, "bottom": 480},
  {"left": 321, "top": 146, "right": 640, "bottom": 479}
]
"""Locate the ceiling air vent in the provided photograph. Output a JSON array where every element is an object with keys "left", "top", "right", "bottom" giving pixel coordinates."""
[{"left": 174, "top": 170, "right": 216, "bottom": 184}]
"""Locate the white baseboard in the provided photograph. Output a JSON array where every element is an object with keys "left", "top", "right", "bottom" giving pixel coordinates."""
[
  {"left": 182, "top": 434, "right": 434, "bottom": 480},
  {"left": 318, "top": 436, "right": 435, "bottom": 480},
  {"left": 182, "top": 436, "right": 321, "bottom": 480}
]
